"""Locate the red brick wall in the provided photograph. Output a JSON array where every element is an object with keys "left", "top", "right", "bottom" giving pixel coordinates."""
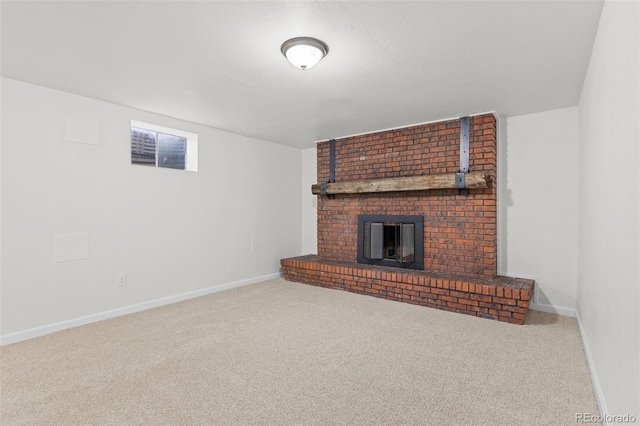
[{"left": 316, "top": 114, "right": 497, "bottom": 278}]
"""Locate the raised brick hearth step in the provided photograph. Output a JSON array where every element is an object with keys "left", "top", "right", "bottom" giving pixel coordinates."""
[{"left": 281, "top": 255, "right": 535, "bottom": 325}]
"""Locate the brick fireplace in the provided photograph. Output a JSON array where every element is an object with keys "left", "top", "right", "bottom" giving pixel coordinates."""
[{"left": 281, "top": 113, "right": 534, "bottom": 324}]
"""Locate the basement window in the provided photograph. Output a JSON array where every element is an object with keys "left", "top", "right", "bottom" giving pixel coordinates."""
[{"left": 131, "top": 120, "right": 198, "bottom": 171}]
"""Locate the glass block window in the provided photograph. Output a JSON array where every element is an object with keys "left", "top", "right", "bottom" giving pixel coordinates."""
[{"left": 130, "top": 121, "right": 197, "bottom": 172}]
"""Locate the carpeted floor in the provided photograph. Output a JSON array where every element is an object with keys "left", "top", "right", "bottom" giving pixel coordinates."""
[{"left": 1, "top": 278, "right": 599, "bottom": 425}]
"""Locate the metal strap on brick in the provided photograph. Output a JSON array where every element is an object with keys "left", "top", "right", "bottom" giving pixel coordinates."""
[
  {"left": 329, "top": 139, "right": 336, "bottom": 183},
  {"left": 458, "top": 117, "right": 470, "bottom": 195},
  {"left": 323, "top": 139, "right": 336, "bottom": 199},
  {"left": 459, "top": 116, "right": 470, "bottom": 173}
]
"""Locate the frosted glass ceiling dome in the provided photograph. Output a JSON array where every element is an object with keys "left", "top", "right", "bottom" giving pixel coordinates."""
[{"left": 280, "top": 37, "right": 329, "bottom": 70}]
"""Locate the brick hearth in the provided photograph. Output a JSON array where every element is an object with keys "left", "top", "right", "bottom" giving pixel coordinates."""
[
  {"left": 281, "top": 113, "right": 535, "bottom": 324},
  {"left": 281, "top": 255, "right": 534, "bottom": 324}
]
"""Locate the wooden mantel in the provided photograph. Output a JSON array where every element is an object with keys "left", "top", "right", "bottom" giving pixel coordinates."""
[{"left": 311, "top": 172, "right": 487, "bottom": 195}]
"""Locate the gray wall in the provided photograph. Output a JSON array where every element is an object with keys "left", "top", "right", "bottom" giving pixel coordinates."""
[
  {"left": 1, "top": 78, "right": 302, "bottom": 337},
  {"left": 577, "top": 0, "right": 639, "bottom": 418}
]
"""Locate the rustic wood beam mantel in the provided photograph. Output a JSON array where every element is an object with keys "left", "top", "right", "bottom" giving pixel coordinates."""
[{"left": 311, "top": 172, "right": 487, "bottom": 195}]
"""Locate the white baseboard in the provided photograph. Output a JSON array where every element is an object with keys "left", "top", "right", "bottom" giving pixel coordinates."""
[
  {"left": 575, "top": 309, "right": 609, "bottom": 425},
  {"left": 0, "top": 272, "right": 282, "bottom": 346},
  {"left": 529, "top": 302, "right": 576, "bottom": 317}
]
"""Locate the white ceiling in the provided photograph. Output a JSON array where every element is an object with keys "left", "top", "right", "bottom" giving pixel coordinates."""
[{"left": 1, "top": 1, "right": 603, "bottom": 148}]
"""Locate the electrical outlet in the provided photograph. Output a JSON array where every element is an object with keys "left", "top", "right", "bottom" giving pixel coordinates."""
[
  {"left": 251, "top": 241, "right": 257, "bottom": 251},
  {"left": 116, "top": 273, "right": 127, "bottom": 287}
]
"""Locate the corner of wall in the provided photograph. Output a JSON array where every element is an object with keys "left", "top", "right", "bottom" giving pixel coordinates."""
[{"left": 301, "top": 146, "right": 318, "bottom": 255}]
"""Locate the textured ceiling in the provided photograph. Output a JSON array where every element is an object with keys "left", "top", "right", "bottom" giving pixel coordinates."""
[{"left": 1, "top": 1, "right": 603, "bottom": 148}]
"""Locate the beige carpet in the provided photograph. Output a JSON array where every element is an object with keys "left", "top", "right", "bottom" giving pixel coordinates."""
[{"left": 1, "top": 278, "right": 599, "bottom": 425}]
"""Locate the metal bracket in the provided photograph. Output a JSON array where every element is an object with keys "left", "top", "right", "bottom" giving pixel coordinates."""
[
  {"left": 326, "top": 138, "right": 336, "bottom": 199},
  {"left": 460, "top": 116, "right": 469, "bottom": 173},
  {"left": 458, "top": 116, "right": 470, "bottom": 196},
  {"left": 329, "top": 139, "right": 335, "bottom": 183}
]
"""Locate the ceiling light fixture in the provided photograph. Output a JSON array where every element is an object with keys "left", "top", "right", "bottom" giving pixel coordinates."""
[{"left": 280, "top": 37, "right": 329, "bottom": 70}]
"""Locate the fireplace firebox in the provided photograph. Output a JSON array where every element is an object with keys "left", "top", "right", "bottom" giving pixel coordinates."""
[{"left": 357, "top": 215, "right": 424, "bottom": 270}]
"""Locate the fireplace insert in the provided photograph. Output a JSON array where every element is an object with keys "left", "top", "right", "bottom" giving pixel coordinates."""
[{"left": 357, "top": 215, "right": 424, "bottom": 270}]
